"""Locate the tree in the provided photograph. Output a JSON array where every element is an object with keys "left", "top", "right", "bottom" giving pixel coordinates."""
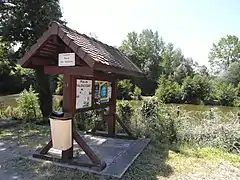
[
  {"left": 0, "top": 0, "right": 64, "bottom": 117},
  {"left": 155, "top": 75, "right": 183, "bottom": 103},
  {"left": 212, "top": 81, "right": 237, "bottom": 106},
  {"left": 120, "top": 29, "right": 165, "bottom": 81},
  {"left": 195, "top": 65, "right": 209, "bottom": 77},
  {"left": 0, "top": 40, "right": 15, "bottom": 93},
  {"left": 161, "top": 43, "right": 182, "bottom": 77},
  {"left": 182, "top": 75, "right": 211, "bottom": 104},
  {"left": 222, "top": 62, "right": 240, "bottom": 86},
  {"left": 173, "top": 57, "right": 195, "bottom": 84},
  {"left": 209, "top": 35, "right": 240, "bottom": 74}
]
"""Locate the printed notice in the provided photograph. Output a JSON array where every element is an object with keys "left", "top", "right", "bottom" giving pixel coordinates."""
[
  {"left": 58, "top": 53, "right": 75, "bottom": 66},
  {"left": 76, "top": 79, "right": 92, "bottom": 109}
]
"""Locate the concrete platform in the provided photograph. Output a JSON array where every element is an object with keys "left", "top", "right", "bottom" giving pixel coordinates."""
[{"left": 30, "top": 134, "right": 150, "bottom": 179}]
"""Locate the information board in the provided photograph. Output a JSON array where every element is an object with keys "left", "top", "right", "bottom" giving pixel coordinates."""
[
  {"left": 95, "top": 81, "right": 112, "bottom": 105},
  {"left": 76, "top": 79, "right": 92, "bottom": 109}
]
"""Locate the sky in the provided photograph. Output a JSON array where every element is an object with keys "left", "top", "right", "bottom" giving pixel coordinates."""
[{"left": 60, "top": 0, "right": 240, "bottom": 66}]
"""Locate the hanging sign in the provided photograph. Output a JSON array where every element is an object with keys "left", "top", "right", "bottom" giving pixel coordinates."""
[
  {"left": 76, "top": 79, "right": 92, "bottom": 109},
  {"left": 58, "top": 53, "right": 75, "bottom": 66}
]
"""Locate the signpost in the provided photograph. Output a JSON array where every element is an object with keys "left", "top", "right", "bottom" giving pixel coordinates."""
[{"left": 58, "top": 53, "right": 75, "bottom": 66}]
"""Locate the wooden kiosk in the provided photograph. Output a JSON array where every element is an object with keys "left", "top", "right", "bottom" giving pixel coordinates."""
[{"left": 20, "top": 22, "right": 144, "bottom": 171}]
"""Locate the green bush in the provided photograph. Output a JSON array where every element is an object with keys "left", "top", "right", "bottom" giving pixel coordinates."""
[
  {"left": 55, "top": 75, "right": 63, "bottom": 95},
  {"left": 16, "top": 86, "right": 42, "bottom": 121},
  {"left": 182, "top": 75, "right": 211, "bottom": 104},
  {"left": 131, "top": 100, "right": 177, "bottom": 144},
  {"left": 133, "top": 86, "right": 142, "bottom": 100},
  {"left": 117, "top": 101, "right": 133, "bottom": 129},
  {"left": 74, "top": 110, "right": 100, "bottom": 131},
  {"left": 140, "top": 98, "right": 158, "bottom": 118},
  {"left": 212, "top": 81, "right": 237, "bottom": 106},
  {"left": 233, "top": 98, "right": 240, "bottom": 107},
  {"left": 117, "top": 80, "right": 133, "bottom": 100},
  {"left": 155, "top": 76, "right": 183, "bottom": 103}
]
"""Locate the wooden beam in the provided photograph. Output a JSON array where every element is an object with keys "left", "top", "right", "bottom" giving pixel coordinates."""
[
  {"left": 20, "top": 22, "right": 59, "bottom": 67},
  {"left": 32, "top": 57, "right": 54, "bottom": 66},
  {"left": 93, "top": 62, "right": 144, "bottom": 79},
  {"left": 73, "top": 132, "right": 102, "bottom": 165},
  {"left": 39, "top": 140, "right": 52, "bottom": 154},
  {"left": 44, "top": 66, "right": 93, "bottom": 75},
  {"left": 107, "top": 80, "right": 117, "bottom": 135},
  {"left": 39, "top": 50, "right": 56, "bottom": 57}
]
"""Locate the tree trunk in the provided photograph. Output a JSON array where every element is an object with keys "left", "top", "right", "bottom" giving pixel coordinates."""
[{"left": 35, "top": 67, "right": 52, "bottom": 117}]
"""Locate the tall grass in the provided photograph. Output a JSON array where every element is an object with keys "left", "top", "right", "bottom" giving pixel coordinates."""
[{"left": 124, "top": 99, "right": 240, "bottom": 153}]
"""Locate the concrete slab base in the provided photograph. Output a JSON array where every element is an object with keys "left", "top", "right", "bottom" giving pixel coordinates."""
[{"left": 29, "top": 134, "right": 150, "bottom": 179}]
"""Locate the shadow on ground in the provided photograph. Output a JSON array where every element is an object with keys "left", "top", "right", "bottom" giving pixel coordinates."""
[{"left": 0, "top": 121, "right": 175, "bottom": 180}]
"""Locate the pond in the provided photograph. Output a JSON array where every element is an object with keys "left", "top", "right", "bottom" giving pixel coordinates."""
[
  {"left": 172, "top": 103, "right": 240, "bottom": 113},
  {"left": 0, "top": 94, "right": 62, "bottom": 108},
  {"left": 0, "top": 94, "right": 239, "bottom": 113}
]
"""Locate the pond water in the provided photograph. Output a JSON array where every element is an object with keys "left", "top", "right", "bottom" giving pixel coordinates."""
[
  {"left": 171, "top": 103, "right": 240, "bottom": 113},
  {"left": 1, "top": 94, "right": 239, "bottom": 113}
]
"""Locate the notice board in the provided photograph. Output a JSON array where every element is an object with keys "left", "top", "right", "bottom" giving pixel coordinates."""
[{"left": 76, "top": 79, "right": 92, "bottom": 109}]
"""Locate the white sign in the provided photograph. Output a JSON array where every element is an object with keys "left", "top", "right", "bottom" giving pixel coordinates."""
[
  {"left": 76, "top": 79, "right": 92, "bottom": 109},
  {"left": 58, "top": 53, "right": 75, "bottom": 66}
]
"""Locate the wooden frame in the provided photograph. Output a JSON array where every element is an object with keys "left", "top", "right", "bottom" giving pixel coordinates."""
[{"left": 20, "top": 21, "right": 144, "bottom": 171}]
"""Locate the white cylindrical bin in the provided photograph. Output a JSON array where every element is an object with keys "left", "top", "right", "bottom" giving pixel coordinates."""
[{"left": 50, "top": 115, "right": 72, "bottom": 151}]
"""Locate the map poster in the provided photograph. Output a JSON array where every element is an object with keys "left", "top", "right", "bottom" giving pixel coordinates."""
[
  {"left": 76, "top": 79, "right": 92, "bottom": 109},
  {"left": 95, "top": 81, "right": 112, "bottom": 104}
]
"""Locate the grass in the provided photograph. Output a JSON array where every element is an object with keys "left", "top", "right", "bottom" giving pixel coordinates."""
[{"left": 0, "top": 123, "right": 239, "bottom": 179}]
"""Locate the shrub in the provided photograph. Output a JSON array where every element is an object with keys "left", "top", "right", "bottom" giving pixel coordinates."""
[
  {"left": 182, "top": 75, "right": 211, "bottom": 104},
  {"left": 3, "top": 106, "right": 13, "bottom": 118},
  {"left": 128, "top": 100, "right": 239, "bottom": 153},
  {"left": 74, "top": 110, "right": 99, "bottom": 131},
  {"left": 155, "top": 76, "right": 183, "bottom": 103},
  {"left": 140, "top": 98, "right": 158, "bottom": 118},
  {"left": 133, "top": 86, "right": 142, "bottom": 100},
  {"left": 175, "top": 109, "right": 240, "bottom": 153},
  {"left": 55, "top": 75, "right": 63, "bottom": 95},
  {"left": 131, "top": 100, "right": 177, "bottom": 144},
  {"left": 117, "top": 101, "right": 133, "bottom": 128},
  {"left": 213, "top": 81, "right": 237, "bottom": 106},
  {"left": 16, "top": 86, "right": 41, "bottom": 121},
  {"left": 117, "top": 80, "right": 133, "bottom": 100}
]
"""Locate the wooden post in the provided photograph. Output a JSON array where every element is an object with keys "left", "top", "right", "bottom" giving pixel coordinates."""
[
  {"left": 107, "top": 80, "right": 117, "bottom": 136},
  {"left": 62, "top": 73, "right": 74, "bottom": 160}
]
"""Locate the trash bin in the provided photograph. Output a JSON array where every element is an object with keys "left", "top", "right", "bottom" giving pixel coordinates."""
[{"left": 49, "top": 111, "right": 72, "bottom": 151}]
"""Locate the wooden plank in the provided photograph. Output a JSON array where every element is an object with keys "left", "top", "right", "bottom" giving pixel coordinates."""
[
  {"left": 75, "top": 102, "right": 110, "bottom": 113},
  {"left": 73, "top": 132, "right": 102, "bottom": 165},
  {"left": 44, "top": 66, "right": 93, "bottom": 75},
  {"left": 32, "top": 57, "right": 54, "bottom": 66},
  {"left": 39, "top": 140, "right": 52, "bottom": 154},
  {"left": 108, "top": 80, "right": 117, "bottom": 135},
  {"left": 93, "top": 62, "right": 144, "bottom": 78},
  {"left": 63, "top": 73, "right": 71, "bottom": 113},
  {"left": 20, "top": 26, "right": 54, "bottom": 67},
  {"left": 116, "top": 114, "right": 133, "bottom": 137}
]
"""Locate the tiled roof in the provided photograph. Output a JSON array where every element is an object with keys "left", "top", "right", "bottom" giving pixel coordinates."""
[
  {"left": 20, "top": 21, "right": 143, "bottom": 78},
  {"left": 58, "top": 23, "right": 142, "bottom": 75}
]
